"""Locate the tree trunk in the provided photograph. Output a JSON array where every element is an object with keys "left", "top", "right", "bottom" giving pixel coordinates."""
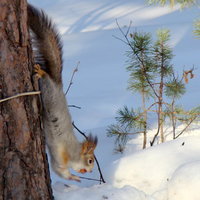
[
  {"left": 141, "top": 91, "right": 147, "bottom": 149},
  {"left": 160, "top": 105, "right": 164, "bottom": 143},
  {"left": 171, "top": 99, "right": 176, "bottom": 140},
  {"left": 0, "top": 1, "right": 53, "bottom": 199}
]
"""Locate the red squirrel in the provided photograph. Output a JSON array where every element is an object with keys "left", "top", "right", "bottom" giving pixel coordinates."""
[{"left": 28, "top": 4, "right": 98, "bottom": 182}]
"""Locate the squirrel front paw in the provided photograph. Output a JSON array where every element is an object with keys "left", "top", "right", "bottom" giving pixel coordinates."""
[
  {"left": 57, "top": 167, "right": 81, "bottom": 182},
  {"left": 68, "top": 174, "right": 81, "bottom": 182},
  {"left": 34, "top": 64, "right": 46, "bottom": 78}
]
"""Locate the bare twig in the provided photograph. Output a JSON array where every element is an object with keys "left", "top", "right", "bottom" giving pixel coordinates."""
[
  {"left": 112, "top": 20, "right": 132, "bottom": 44},
  {"left": 125, "top": 20, "right": 132, "bottom": 36},
  {"left": 0, "top": 91, "right": 41, "bottom": 103},
  {"left": 65, "top": 61, "right": 80, "bottom": 95},
  {"left": 72, "top": 122, "right": 106, "bottom": 184},
  {"left": 68, "top": 105, "right": 81, "bottom": 109},
  {"left": 79, "top": 176, "right": 101, "bottom": 182},
  {"left": 175, "top": 116, "right": 198, "bottom": 139},
  {"left": 112, "top": 35, "right": 128, "bottom": 45}
]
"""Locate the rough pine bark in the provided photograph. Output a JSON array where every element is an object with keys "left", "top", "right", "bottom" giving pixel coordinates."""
[{"left": 0, "top": 1, "right": 53, "bottom": 199}]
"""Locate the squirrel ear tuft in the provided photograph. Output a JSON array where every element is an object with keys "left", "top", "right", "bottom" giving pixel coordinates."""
[
  {"left": 81, "top": 134, "right": 98, "bottom": 154},
  {"left": 87, "top": 134, "right": 98, "bottom": 146}
]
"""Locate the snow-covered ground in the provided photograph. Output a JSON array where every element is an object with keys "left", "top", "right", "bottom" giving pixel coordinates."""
[
  {"left": 29, "top": 0, "right": 200, "bottom": 199},
  {"left": 50, "top": 130, "right": 200, "bottom": 200}
]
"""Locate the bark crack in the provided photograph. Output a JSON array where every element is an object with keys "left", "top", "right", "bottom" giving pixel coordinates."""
[{"left": 2, "top": 168, "right": 8, "bottom": 200}]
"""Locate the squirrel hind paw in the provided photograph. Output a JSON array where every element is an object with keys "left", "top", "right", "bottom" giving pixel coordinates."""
[{"left": 34, "top": 64, "right": 46, "bottom": 78}]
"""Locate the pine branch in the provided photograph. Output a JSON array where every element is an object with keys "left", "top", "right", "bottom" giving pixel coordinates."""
[{"left": 115, "top": 20, "right": 159, "bottom": 99}]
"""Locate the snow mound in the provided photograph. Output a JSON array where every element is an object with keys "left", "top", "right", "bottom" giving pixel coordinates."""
[
  {"left": 53, "top": 182, "right": 154, "bottom": 200},
  {"left": 168, "top": 161, "right": 200, "bottom": 200},
  {"left": 111, "top": 136, "right": 200, "bottom": 195}
]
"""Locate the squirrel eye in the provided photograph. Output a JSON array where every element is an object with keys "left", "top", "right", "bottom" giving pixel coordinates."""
[{"left": 88, "top": 159, "right": 93, "bottom": 165}]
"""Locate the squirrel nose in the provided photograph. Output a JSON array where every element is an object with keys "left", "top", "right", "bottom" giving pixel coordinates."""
[{"left": 79, "top": 168, "right": 87, "bottom": 174}]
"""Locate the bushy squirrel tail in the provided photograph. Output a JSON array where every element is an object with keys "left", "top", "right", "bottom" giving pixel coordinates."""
[{"left": 28, "top": 4, "right": 63, "bottom": 85}]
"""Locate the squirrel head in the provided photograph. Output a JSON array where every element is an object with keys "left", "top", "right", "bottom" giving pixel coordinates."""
[{"left": 78, "top": 134, "right": 98, "bottom": 174}]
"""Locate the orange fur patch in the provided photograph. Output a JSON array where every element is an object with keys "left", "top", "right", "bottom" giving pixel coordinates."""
[
  {"left": 61, "top": 150, "right": 69, "bottom": 166},
  {"left": 81, "top": 141, "right": 96, "bottom": 155}
]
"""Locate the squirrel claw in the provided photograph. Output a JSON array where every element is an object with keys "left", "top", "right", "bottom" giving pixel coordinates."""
[{"left": 34, "top": 64, "right": 46, "bottom": 78}]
